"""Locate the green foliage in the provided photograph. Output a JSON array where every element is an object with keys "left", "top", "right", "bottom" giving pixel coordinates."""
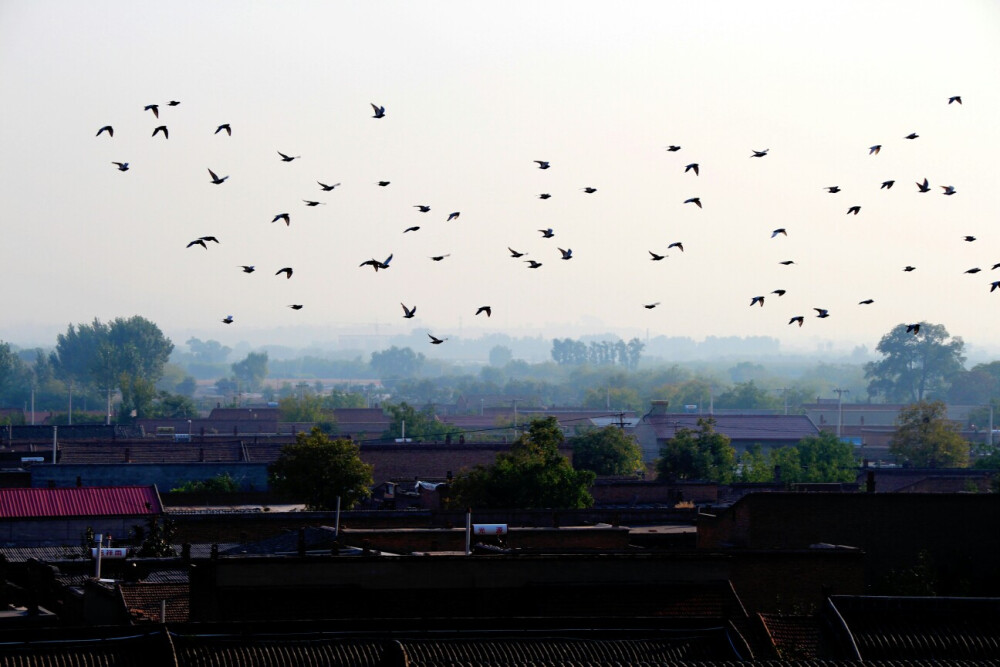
[
  {"left": 0, "top": 341, "right": 31, "bottom": 406},
  {"left": 231, "top": 351, "right": 268, "bottom": 391},
  {"left": 382, "top": 401, "right": 460, "bottom": 440},
  {"left": 370, "top": 346, "right": 425, "bottom": 379},
  {"left": 550, "top": 337, "right": 644, "bottom": 369},
  {"left": 581, "top": 386, "right": 642, "bottom": 412},
  {"left": 656, "top": 418, "right": 735, "bottom": 482},
  {"left": 268, "top": 427, "right": 374, "bottom": 510},
  {"left": 131, "top": 516, "right": 178, "bottom": 558},
  {"left": 793, "top": 431, "right": 858, "bottom": 482},
  {"left": 890, "top": 400, "right": 969, "bottom": 468},
  {"left": 171, "top": 473, "right": 240, "bottom": 493},
  {"left": 489, "top": 345, "right": 513, "bottom": 367},
  {"left": 882, "top": 550, "right": 937, "bottom": 596},
  {"left": 185, "top": 337, "right": 232, "bottom": 364},
  {"left": 449, "top": 417, "right": 595, "bottom": 509},
  {"left": 865, "top": 323, "right": 965, "bottom": 402},
  {"left": 715, "top": 380, "right": 780, "bottom": 410},
  {"left": 570, "top": 425, "right": 644, "bottom": 476}
]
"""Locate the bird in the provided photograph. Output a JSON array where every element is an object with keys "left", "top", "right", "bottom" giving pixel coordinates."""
[
  {"left": 167, "top": 100, "right": 180, "bottom": 107},
  {"left": 403, "top": 226, "right": 420, "bottom": 233},
  {"left": 881, "top": 180, "right": 895, "bottom": 189},
  {"left": 215, "top": 124, "right": 232, "bottom": 135},
  {"left": 668, "top": 242, "right": 684, "bottom": 252},
  {"left": 476, "top": 306, "right": 492, "bottom": 317},
  {"left": 582, "top": 187, "right": 597, "bottom": 193},
  {"left": 949, "top": 95, "right": 962, "bottom": 105},
  {"left": 538, "top": 193, "right": 552, "bottom": 199},
  {"left": 144, "top": 104, "right": 159, "bottom": 118},
  {"left": 750, "top": 148, "right": 769, "bottom": 158},
  {"left": 649, "top": 251, "right": 665, "bottom": 261},
  {"left": 858, "top": 299, "right": 874, "bottom": 305},
  {"left": 825, "top": 186, "right": 840, "bottom": 193},
  {"left": 186, "top": 239, "right": 207, "bottom": 249},
  {"left": 847, "top": 206, "right": 861, "bottom": 215},
  {"left": 666, "top": 145, "right": 681, "bottom": 152},
  {"left": 525, "top": 260, "right": 543, "bottom": 268},
  {"left": 303, "top": 200, "right": 324, "bottom": 207},
  {"left": 965, "top": 268, "right": 982, "bottom": 274},
  {"left": 789, "top": 316, "right": 804, "bottom": 327},
  {"left": 771, "top": 228, "right": 787, "bottom": 238},
  {"left": 208, "top": 168, "right": 228, "bottom": 184},
  {"left": 318, "top": 182, "right": 341, "bottom": 191},
  {"left": 377, "top": 181, "right": 391, "bottom": 187},
  {"left": 750, "top": 296, "right": 764, "bottom": 307},
  {"left": 534, "top": 160, "right": 550, "bottom": 169},
  {"left": 906, "top": 324, "right": 921, "bottom": 334},
  {"left": 199, "top": 236, "right": 219, "bottom": 244},
  {"left": 447, "top": 212, "right": 460, "bottom": 221},
  {"left": 276, "top": 267, "right": 293, "bottom": 279},
  {"left": 222, "top": 315, "right": 234, "bottom": 324},
  {"left": 239, "top": 265, "right": 255, "bottom": 273},
  {"left": 684, "top": 163, "right": 699, "bottom": 175},
  {"left": 869, "top": 145, "right": 881, "bottom": 155},
  {"left": 272, "top": 213, "right": 290, "bottom": 226},
  {"left": 916, "top": 178, "right": 931, "bottom": 192},
  {"left": 941, "top": 185, "right": 957, "bottom": 195},
  {"left": 904, "top": 266, "right": 916, "bottom": 272},
  {"left": 414, "top": 205, "right": 431, "bottom": 212},
  {"left": 904, "top": 132, "right": 919, "bottom": 140},
  {"left": 371, "top": 103, "right": 386, "bottom": 118},
  {"left": 112, "top": 161, "right": 129, "bottom": 171},
  {"left": 684, "top": 197, "right": 702, "bottom": 208},
  {"left": 644, "top": 302, "right": 660, "bottom": 309},
  {"left": 994, "top": 263, "right": 1000, "bottom": 270},
  {"left": 779, "top": 260, "right": 795, "bottom": 266},
  {"left": 558, "top": 248, "right": 573, "bottom": 260},
  {"left": 96, "top": 125, "right": 113, "bottom": 137},
  {"left": 964, "top": 236, "right": 976, "bottom": 242},
  {"left": 430, "top": 254, "right": 450, "bottom": 261},
  {"left": 152, "top": 125, "right": 168, "bottom": 139},
  {"left": 360, "top": 254, "right": 393, "bottom": 271},
  {"left": 277, "top": 151, "right": 300, "bottom": 162},
  {"left": 539, "top": 228, "right": 554, "bottom": 238},
  {"left": 401, "top": 303, "right": 416, "bottom": 319},
  {"left": 814, "top": 308, "right": 830, "bottom": 318},
  {"left": 428, "top": 334, "right": 447, "bottom": 345},
  {"left": 509, "top": 247, "right": 526, "bottom": 258},
  {"left": 288, "top": 304, "right": 303, "bottom": 310},
  {"left": 991, "top": 281, "right": 1000, "bottom": 292},
  {"left": 771, "top": 289, "right": 786, "bottom": 297}
]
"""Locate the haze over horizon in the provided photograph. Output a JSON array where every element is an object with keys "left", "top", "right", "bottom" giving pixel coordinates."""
[{"left": 3, "top": 1, "right": 999, "bottom": 360}]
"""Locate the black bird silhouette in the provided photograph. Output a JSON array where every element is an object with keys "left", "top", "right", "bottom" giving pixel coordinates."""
[
  {"left": 666, "top": 145, "right": 681, "bottom": 151},
  {"left": 684, "top": 197, "right": 702, "bottom": 208},
  {"left": 779, "top": 260, "right": 795, "bottom": 266},
  {"left": 649, "top": 251, "right": 665, "bottom": 261},
  {"left": 152, "top": 125, "right": 168, "bottom": 139},
  {"left": 750, "top": 148, "right": 769, "bottom": 158},
  {"left": 414, "top": 205, "right": 431, "bottom": 212},
  {"left": 789, "top": 316, "right": 804, "bottom": 327},
  {"left": 96, "top": 125, "right": 113, "bottom": 137},
  {"left": 772, "top": 290, "right": 786, "bottom": 297},
  {"left": 941, "top": 185, "right": 957, "bottom": 195},
  {"left": 447, "top": 212, "right": 460, "bottom": 221},
  {"left": 276, "top": 267, "right": 293, "bottom": 279},
  {"left": 881, "top": 180, "right": 895, "bottom": 189},
  {"left": 991, "top": 281, "right": 1000, "bottom": 292},
  {"left": 222, "top": 315, "right": 234, "bottom": 324},
  {"left": 476, "top": 306, "right": 492, "bottom": 317},
  {"left": 685, "top": 163, "right": 700, "bottom": 175},
  {"left": 963, "top": 236, "right": 976, "bottom": 242},
  {"left": 859, "top": 299, "right": 874, "bottom": 305},
  {"left": 539, "top": 228, "right": 554, "bottom": 238},
  {"left": 907, "top": 324, "right": 921, "bottom": 334},
  {"left": 534, "top": 160, "right": 550, "bottom": 169},
  {"left": 668, "top": 242, "right": 684, "bottom": 252},
  {"left": 814, "top": 308, "right": 830, "bottom": 318},
  {"left": 558, "top": 248, "right": 573, "bottom": 260},
  {"left": 208, "top": 168, "right": 228, "bottom": 184},
  {"left": 303, "top": 200, "right": 324, "bottom": 207},
  {"left": 869, "top": 145, "right": 881, "bottom": 155},
  {"left": 525, "top": 260, "right": 543, "bottom": 268},
  {"left": 847, "top": 206, "right": 861, "bottom": 215},
  {"left": 428, "top": 334, "right": 447, "bottom": 345},
  {"left": 277, "top": 151, "right": 300, "bottom": 162},
  {"left": 825, "top": 186, "right": 840, "bottom": 193},
  {"left": 509, "top": 247, "right": 526, "bottom": 258},
  {"left": 377, "top": 181, "right": 391, "bottom": 186},
  {"left": 371, "top": 103, "right": 386, "bottom": 118},
  {"left": 360, "top": 254, "right": 393, "bottom": 271},
  {"left": 538, "top": 193, "right": 552, "bottom": 199},
  {"left": 112, "top": 161, "right": 129, "bottom": 171},
  {"left": 403, "top": 226, "right": 420, "bottom": 233},
  {"left": 318, "top": 181, "right": 340, "bottom": 191},
  {"left": 771, "top": 228, "right": 787, "bottom": 237},
  {"left": 993, "top": 263, "right": 1000, "bottom": 270},
  {"left": 582, "top": 187, "right": 597, "bottom": 193},
  {"left": 904, "top": 266, "right": 916, "bottom": 272},
  {"left": 644, "top": 302, "right": 660, "bottom": 309},
  {"left": 187, "top": 239, "right": 207, "bottom": 249},
  {"left": 167, "top": 100, "right": 180, "bottom": 107},
  {"left": 215, "top": 124, "right": 231, "bottom": 135},
  {"left": 750, "top": 296, "right": 764, "bottom": 307},
  {"left": 288, "top": 304, "right": 303, "bottom": 310},
  {"left": 144, "top": 104, "right": 159, "bottom": 118},
  {"left": 905, "top": 133, "right": 919, "bottom": 140},
  {"left": 272, "top": 213, "right": 290, "bottom": 226},
  {"left": 200, "top": 236, "right": 219, "bottom": 244},
  {"left": 240, "top": 265, "right": 255, "bottom": 273},
  {"left": 965, "top": 268, "right": 982, "bottom": 274},
  {"left": 949, "top": 96, "right": 962, "bottom": 105},
  {"left": 401, "top": 303, "right": 416, "bottom": 319},
  {"left": 916, "top": 178, "right": 931, "bottom": 193},
  {"left": 430, "top": 254, "right": 450, "bottom": 261}
]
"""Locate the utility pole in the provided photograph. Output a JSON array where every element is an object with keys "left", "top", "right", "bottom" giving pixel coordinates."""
[{"left": 833, "top": 388, "right": 850, "bottom": 438}]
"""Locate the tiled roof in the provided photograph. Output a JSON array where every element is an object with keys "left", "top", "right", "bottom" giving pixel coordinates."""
[
  {"left": 119, "top": 582, "right": 189, "bottom": 623},
  {"left": 641, "top": 414, "right": 820, "bottom": 441},
  {"left": 0, "top": 486, "right": 162, "bottom": 518},
  {"left": 759, "top": 613, "right": 825, "bottom": 660}
]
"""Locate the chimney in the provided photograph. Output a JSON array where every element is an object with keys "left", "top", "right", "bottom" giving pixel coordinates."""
[{"left": 648, "top": 400, "right": 670, "bottom": 416}]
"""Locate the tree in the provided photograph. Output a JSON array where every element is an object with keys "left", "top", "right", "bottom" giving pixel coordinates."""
[
  {"left": 131, "top": 516, "right": 178, "bottom": 558},
  {"left": 171, "top": 473, "right": 240, "bottom": 494},
  {"left": 0, "top": 342, "right": 30, "bottom": 406},
  {"left": 715, "top": 380, "right": 779, "bottom": 410},
  {"left": 656, "top": 418, "right": 736, "bottom": 482},
  {"left": 489, "top": 345, "right": 513, "bottom": 367},
  {"left": 865, "top": 323, "right": 965, "bottom": 403},
  {"left": 370, "top": 346, "right": 425, "bottom": 378},
  {"left": 794, "top": 431, "right": 858, "bottom": 482},
  {"left": 231, "top": 351, "right": 268, "bottom": 391},
  {"left": 890, "top": 401, "right": 969, "bottom": 468},
  {"left": 449, "top": 417, "right": 595, "bottom": 509},
  {"left": 269, "top": 427, "right": 374, "bottom": 510},
  {"left": 186, "top": 337, "right": 232, "bottom": 363},
  {"left": 382, "top": 402, "right": 459, "bottom": 440},
  {"left": 570, "top": 425, "right": 644, "bottom": 476}
]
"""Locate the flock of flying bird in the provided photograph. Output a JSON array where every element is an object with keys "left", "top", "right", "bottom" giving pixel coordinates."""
[{"left": 95, "top": 95, "right": 996, "bottom": 344}]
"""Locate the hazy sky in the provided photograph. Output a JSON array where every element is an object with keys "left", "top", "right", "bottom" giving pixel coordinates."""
[{"left": 3, "top": 1, "right": 999, "bottom": 356}]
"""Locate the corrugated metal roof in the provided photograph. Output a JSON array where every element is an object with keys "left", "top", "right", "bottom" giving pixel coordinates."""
[
  {"left": 0, "top": 486, "right": 162, "bottom": 519},
  {"left": 642, "top": 414, "right": 820, "bottom": 441}
]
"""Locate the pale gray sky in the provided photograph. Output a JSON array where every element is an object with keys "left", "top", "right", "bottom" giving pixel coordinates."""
[{"left": 2, "top": 1, "right": 999, "bottom": 355}]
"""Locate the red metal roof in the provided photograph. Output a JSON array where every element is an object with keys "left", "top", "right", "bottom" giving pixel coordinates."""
[{"left": 0, "top": 486, "right": 162, "bottom": 519}]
